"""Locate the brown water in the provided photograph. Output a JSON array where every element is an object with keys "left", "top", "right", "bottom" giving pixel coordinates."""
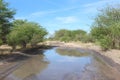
[{"left": 2, "top": 47, "right": 120, "bottom": 80}]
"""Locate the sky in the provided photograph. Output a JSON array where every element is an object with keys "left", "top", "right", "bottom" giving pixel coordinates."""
[{"left": 5, "top": 0, "right": 120, "bottom": 35}]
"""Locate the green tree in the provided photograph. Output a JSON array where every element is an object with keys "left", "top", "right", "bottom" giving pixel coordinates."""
[
  {"left": 7, "top": 20, "right": 47, "bottom": 49},
  {"left": 54, "top": 29, "right": 69, "bottom": 40},
  {"left": 0, "top": 0, "right": 15, "bottom": 43},
  {"left": 91, "top": 5, "right": 120, "bottom": 50},
  {"left": 71, "top": 30, "right": 86, "bottom": 41},
  {"left": 53, "top": 29, "right": 87, "bottom": 42}
]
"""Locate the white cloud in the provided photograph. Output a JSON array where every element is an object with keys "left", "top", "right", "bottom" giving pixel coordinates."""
[
  {"left": 31, "top": 6, "right": 79, "bottom": 16},
  {"left": 15, "top": 6, "right": 80, "bottom": 20},
  {"left": 84, "top": 0, "right": 111, "bottom": 8},
  {"left": 83, "top": 0, "right": 120, "bottom": 14},
  {"left": 31, "top": 11, "right": 55, "bottom": 17},
  {"left": 56, "top": 16, "right": 78, "bottom": 24}
]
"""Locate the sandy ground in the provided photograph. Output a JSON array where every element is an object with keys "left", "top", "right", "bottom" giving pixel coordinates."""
[{"left": 45, "top": 41, "right": 120, "bottom": 65}]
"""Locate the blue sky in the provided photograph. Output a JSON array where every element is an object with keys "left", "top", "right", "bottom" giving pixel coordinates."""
[{"left": 6, "top": 0, "right": 120, "bottom": 34}]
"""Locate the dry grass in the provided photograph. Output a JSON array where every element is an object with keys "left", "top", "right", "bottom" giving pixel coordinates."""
[
  {"left": 0, "top": 45, "right": 12, "bottom": 54},
  {"left": 0, "top": 45, "right": 12, "bottom": 50}
]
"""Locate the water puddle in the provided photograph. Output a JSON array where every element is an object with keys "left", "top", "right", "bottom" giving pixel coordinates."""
[{"left": 2, "top": 47, "right": 120, "bottom": 80}]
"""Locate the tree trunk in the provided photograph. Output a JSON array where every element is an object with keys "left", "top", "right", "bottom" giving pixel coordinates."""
[
  {"left": 22, "top": 41, "right": 27, "bottom": 49},
  {"left": 10, "top": 45, "right": 16, "bottom": 53},
  {"left": 112, "top": 39, "right": 115, "bottom": 49},
  {"left": 1, "top": 36, "right": 6, "bottom": 44}
]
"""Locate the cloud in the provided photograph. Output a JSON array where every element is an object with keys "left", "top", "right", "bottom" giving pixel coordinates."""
[
  {"left": 83, "top": 0, "right": 120, "bottom": 14},
  {"left": 56, "top": 16, "right": 78, "bottom": 24},
  {"left": 15, "top": 6, "right": 80, "bottom": 20},
  {"left": 31, "top": 11, "right": 56, "bottom": 17},
  {"left": 32, "top": 6, "right": 80, "bottom": 16}
]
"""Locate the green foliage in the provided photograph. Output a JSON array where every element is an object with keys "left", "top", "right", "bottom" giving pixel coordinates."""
[
  {"left": 81, "top": 34, "right": 94, "bottom": 43},
  {"left": 90, "top": 5, "right": 120, "bottom": 50},
  {"left": 91, "top": 26, "right": 110, "bottom": 40},
  {"left": 0, "top": 0, "right": 15, "bottom": 43},
  {"left": 53, "top": 29, "right": 88, "bottom": 42},
  {"left": 99, "top": 37, "right": 112, "bottom": 50},
  {"left": 7, "top": 20, "right": 47, "bottom": 49},
  {"left": 71, "top": 30, "right": 87, "bottom": 41}
]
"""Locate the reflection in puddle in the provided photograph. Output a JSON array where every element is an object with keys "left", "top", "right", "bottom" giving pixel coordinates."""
[
  {"left": 3, "top": 47, "right": 120, "bottom": 80},
  {"left": 56, "top": 47, "right": 90, "bottom": 57}
]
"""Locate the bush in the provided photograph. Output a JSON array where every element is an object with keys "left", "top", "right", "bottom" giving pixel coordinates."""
[
  {"left": 99, "top": 37, "right": 112, "bottom": 50},
  {"left": 90, "top": 5, "right": 120, "bottom": 50},
  {"left": 53, "top": 29, "right": 87, "bottom": 42},
  {"left": 7, "top": 20, "right": 47, "bottom": 49}
]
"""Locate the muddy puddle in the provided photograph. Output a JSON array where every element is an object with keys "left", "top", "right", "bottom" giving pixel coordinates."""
[{"left": 2, "top": 47, "right": 120, "bottom": 80}]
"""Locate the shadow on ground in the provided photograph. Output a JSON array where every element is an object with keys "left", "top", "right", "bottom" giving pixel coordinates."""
[
  {"left": 21, "top": 45, "right": 54, "bottom": 55},
  {"left": 0, "top": 45, "right": 55, "bottom": 63},
  {"left": 0, "top": 54, "right": 29, "bottom": 63}
]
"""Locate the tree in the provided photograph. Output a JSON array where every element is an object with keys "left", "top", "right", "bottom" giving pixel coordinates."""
[
  {"left": 53, "top": 29, "right": 87, "bottom": 42},
  {"left": 71, "top": 30, "right": 86, "bottom": 41},
  {"left": 0, "top": 0, "right": 15, "bottom": 43},
  {"left": 7, "top": 20, "right": 47, "bottom": 49},
  {"left": 90, "top": 5, "right": 120, "bottom": 50}
]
